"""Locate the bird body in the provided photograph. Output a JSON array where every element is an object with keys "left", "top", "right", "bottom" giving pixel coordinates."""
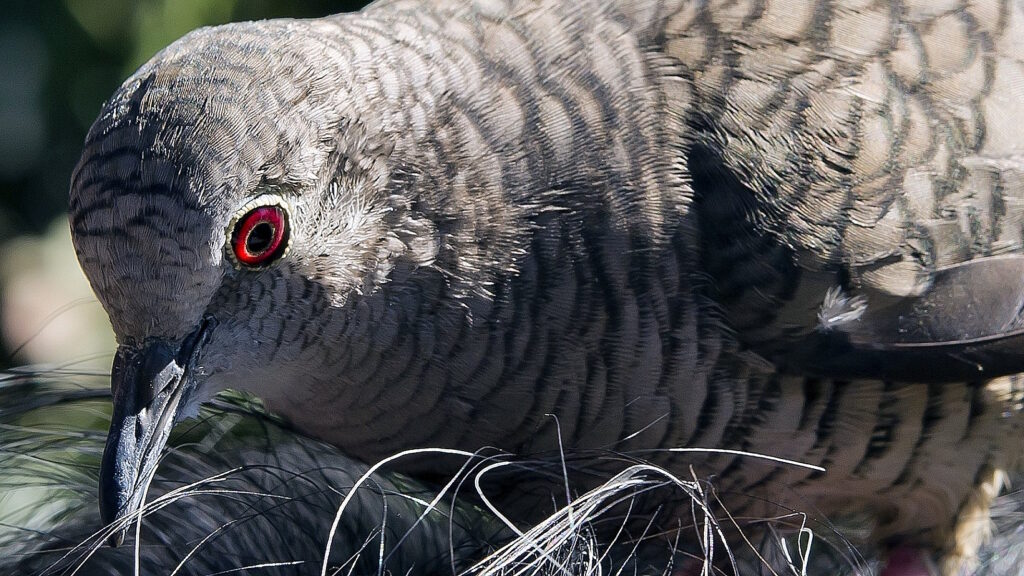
[{"left": 69, "top": 0, "right": 1024, "bottom": 572}]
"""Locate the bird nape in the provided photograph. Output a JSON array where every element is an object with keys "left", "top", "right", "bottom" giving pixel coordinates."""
[{"left": 56, "top": 0, "right": 1024, "bottom": 574}]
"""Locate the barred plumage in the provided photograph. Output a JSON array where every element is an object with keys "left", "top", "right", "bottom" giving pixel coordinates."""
[{"left": 67, "top": 1, "right": 1024, "bottom": 573}]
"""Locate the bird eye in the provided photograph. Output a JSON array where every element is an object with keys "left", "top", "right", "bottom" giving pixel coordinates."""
[{"left": 229, "top": 204, "right": 290, "bottom": 268}]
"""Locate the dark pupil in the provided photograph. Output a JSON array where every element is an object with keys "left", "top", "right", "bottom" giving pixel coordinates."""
[{"left": 246, "top": 222, "right": 275, "bottom": 254}]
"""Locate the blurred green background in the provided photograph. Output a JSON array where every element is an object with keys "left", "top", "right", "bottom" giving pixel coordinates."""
[{"left": 0, "top": 0, "right": 371, "bottom": 369}]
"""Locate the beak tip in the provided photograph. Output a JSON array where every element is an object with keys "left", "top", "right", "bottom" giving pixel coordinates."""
[
  {"left": 107, "top": 529, "right": 126, "bottom": 548},
  {"left": 99, "top": 456, "right": 137, "bottom": 548},
  {"left": 99, "top": 498, "right": 130, "bottom": 547}
]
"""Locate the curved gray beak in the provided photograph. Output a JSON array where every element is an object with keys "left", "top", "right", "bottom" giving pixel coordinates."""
[{"left": 99, "top": 316, "right": 215, "bottom": 546}]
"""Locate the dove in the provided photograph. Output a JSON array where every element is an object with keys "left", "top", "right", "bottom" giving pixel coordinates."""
[{"left": 69, "top": 0, "right": 1024, "bottom": 573}]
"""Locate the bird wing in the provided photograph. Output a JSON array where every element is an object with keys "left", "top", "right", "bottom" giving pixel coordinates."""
[{"left": 653, "top": 0, "right": 1024, "bottom": 380}]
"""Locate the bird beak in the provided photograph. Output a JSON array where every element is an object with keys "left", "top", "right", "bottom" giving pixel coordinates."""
[{"left": 99, "top": 316, "right": 216, "bottom": 546}]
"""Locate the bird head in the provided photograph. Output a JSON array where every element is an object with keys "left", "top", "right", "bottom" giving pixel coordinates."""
[{"left": 69, "top": 20, "right": 444, "bottom": 543}]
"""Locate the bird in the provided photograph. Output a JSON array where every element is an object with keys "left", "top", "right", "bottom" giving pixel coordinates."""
[{"left": 67, "top": 0, "right": 1024, "bottom": 573}]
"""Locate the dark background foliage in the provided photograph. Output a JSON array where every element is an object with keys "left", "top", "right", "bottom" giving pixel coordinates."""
[{"left": 0, "top": 0, "right": 371, "bottom": 367}]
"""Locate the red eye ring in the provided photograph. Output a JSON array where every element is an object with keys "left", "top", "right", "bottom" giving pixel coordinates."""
[{"left": 230, "top": 204, "right": 289, "bottom": 267}]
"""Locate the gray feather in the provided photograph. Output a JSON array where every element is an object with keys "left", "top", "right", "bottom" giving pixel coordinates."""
[{"left": 65, "top": 1, "right": 1024, "bottom": 573}]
